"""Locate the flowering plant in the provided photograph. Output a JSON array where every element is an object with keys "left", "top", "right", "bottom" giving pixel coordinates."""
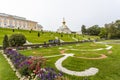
[
  {"left": 19, "top": 56, "right": 46, "bottom": 76},
  {"left": 4, "top": 48, "right": 28, "bottom": 69},
  {"left": 4, "top": 48, "right": 65, "bottom": 80},
  {"left": 37, "top": 67, "right": 63, "bottom": 80}
]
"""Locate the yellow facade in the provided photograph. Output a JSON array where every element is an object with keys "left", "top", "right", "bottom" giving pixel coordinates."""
[{"left": 0, "top": 13, "right": 43, "bottom": 31}]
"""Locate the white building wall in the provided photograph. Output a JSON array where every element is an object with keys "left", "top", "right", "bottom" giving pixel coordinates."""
[{"left": 0, "top": 13, "right": 43, "bottom": 31}]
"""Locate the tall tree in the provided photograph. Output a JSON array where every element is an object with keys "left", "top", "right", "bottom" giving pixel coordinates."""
[
  {"left": 81, "top": 25, "right": 86, "bottom": 35},
  {"left": 3, "top": 35, "right": 9, "bottom": 50},
  {"left": 99, "top": 27, "right": 107, "bottom": 38}
]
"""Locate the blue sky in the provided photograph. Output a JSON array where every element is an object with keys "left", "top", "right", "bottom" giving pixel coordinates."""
[{"left": 0, "top": 0, "right": 120, "bottom": 31}]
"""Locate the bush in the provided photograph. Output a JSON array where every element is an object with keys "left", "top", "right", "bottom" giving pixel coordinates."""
[{"left": 9, "top": 34, "right": 26, "bottom": 47}]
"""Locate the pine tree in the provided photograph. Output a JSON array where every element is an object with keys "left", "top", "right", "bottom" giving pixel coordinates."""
[{"left": 3, "top": 35, "right": 9, "bottom": 50}]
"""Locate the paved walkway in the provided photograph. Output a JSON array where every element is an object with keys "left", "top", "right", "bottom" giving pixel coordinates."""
[
  {"left": 55, "top": 54, "right": 99, "bottom": 76},
  {"left": 55, "top": 41, "right": 113, "bottom": 76}
]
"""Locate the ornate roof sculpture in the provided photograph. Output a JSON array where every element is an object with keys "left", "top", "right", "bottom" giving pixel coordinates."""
[{"left": 57, "top": 18, "right": 71, "bottom": 34}]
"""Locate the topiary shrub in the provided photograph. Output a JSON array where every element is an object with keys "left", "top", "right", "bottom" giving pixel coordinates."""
[
  {"left": 9, "top": 34, "right": 26, "bottom": 47},
  {"left": 12, "top": 29, "right": 15, "bottom": 32},
  {"left": 61, "top": 34, "right": 63, "bottom": 37},
  {"left": 29, "top": 29, "right": 32, "bottom": 33},
  {"left": 38, "top": 32, "right": 40, "bottom": 37},
  {"left": 3, "top": 35, "right": 9, "bottom": 50}
]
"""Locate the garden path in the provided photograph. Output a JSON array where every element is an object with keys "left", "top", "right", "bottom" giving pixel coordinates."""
[
  {"left": 55, "top": 54, "right": 99, "bottom": 76},
  {"left": 55, "top": 41, "right": 112, "bottom": 76},
  {"left": 72, "top": 37, "right": 78, "bottom": 41}
]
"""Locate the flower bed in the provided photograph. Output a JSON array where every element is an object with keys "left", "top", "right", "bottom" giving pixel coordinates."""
[{"left": 4, "top": 48, "right": 64, "bottom": 80}]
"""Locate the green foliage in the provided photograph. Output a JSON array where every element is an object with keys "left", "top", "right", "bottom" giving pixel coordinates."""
[
  {"left": 105, "top": 22, "right": 120, "bottom": 39},
  {"left": 81, "top": 25, "right": 86, "bottom": 34},
  {"left": 29, "top": 30, "right": 31, "bottom": 33},
  {"left": 38, "top": 32, "right": 40, "bottom": 37},
  {"left": 74, "top": 34, "right": 76, "bottom": 38},
  {"left": 3, "top": 35, "right": 9, "bottom": 50},
  {"left": 9, "top": 34, "right": 26, "bottom": 47},
  {"left": 29, "top": 29, "right": 32, "bottom": 33},
  {"left": 19, "top": 65, "right": 30, "bottom": 76},
  {"left": 99, "top": 27, "right": 107, "bottom": 38},
  {"left": 12, "top": 29, "right": 15, "bottom": 32},
  {"left": 86, "top": 25, "right": 101, "bottom": 35},
  {"left": 61, "top": 34, "right": 63, "bottom": 37}
]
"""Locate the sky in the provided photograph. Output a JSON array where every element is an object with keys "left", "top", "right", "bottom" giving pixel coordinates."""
[{"left": 0, "top": 0, "right": 120, "bottom": 31}]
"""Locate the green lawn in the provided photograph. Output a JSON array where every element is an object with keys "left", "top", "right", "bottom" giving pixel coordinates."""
[
  {"left": 19, "top": 42, "right": 106, "bottom": 57},
  {"left": 2, "top": 39, "right": 120, "bottom": 80},
  {"left": 64, "top": 42, "right": 107, "bottom": 57},
  {"left": 61, "top": 42, "right": 106, "bottom": 50},
  {"left": 19, "top": 41, "right": 120, "bottom": 80},
  {"left": 19, "top": 46, "right": 61, "bottom": 56},
  {"left": 0, "top": 52, "right": 18, "bottom": 80},
  {"left": 0, "top": 27, "right": 99, "bottom": 45},
  {"left": 63, "top": 44, "right": 120, "bottom": 80}
]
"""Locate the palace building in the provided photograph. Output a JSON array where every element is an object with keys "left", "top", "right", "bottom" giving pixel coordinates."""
[
  {"left": 57, "top": 18, "right": 71, "bottom": 34},
  {"left": 0, "top": 13, "right": 43, "bottom": 31}
]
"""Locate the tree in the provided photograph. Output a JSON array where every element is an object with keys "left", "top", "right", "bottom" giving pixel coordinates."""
[
  {"left": 106, "top": 24, "right": 118, "bottom": 39},
  {"left": 3, "top": 35, "right": 9, "bottom": 50},
  {"left": 87, "top": 25, "right": 101, "bottom": 35},
  {"left": 9, "top": 34, "right": 26, "bottom": 47},
  {"left": 99, "top": 27, "right": 107, "bottom": 38},
  {"left": 38, "top": 32, "right": 40, "bottom": 37},
  {"left": 81, "top": 25, "right": 86, "bottom": 35},
  {"left": 98, "top": 20, "right": 120, "bottom": 39}
]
